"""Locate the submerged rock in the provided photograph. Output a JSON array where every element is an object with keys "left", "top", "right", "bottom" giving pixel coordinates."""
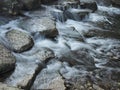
[
  {"left": 0, "top": 43, "right": 16, "bottom": 74},
  {"left": 60, "top": 48, "right": 95, "bottom": 70},
  {"left": 19, "top": 17, "right": 58, "bottom": 38},
  {"left": 23, "top": 47, "right": 55, "bottom": 62},
  {"left": 58, "top": 26, "right": 84, "bottom": 42},
  {"left": 6, "top": 29, "right": 34, "bottom": 53}
]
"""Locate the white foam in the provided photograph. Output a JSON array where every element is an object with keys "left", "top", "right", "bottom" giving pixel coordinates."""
[
  {"left": 88, "top": 13, "right": 112, "bottom": 24},
  {"left": 98, "top": 5, "right": 120, "bottom": 15}
]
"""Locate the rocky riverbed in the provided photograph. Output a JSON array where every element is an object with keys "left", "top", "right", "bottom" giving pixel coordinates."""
[{"left": 0, "top": 0, "right": 120, "bottom": 90}]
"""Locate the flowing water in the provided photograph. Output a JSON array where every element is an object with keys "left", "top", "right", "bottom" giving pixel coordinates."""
[{"left": 0, "top": 0, "right": 120, "bottom": 90}]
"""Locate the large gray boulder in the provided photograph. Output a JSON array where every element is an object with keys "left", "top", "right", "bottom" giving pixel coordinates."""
[
  {"left": 0, "top": 43, "right": 16, "bottom": 74},
  {"left": 32, "top": 62, "right": 66, "bottom": 90},
  {"left": 4, "top": 47, "right": 55, "bottom": 90},
  {"left": 19, "top": 17, "right": 58, "bottom": 38},
  {"left": 6, "top": 29, "right": 34, "bottom": 53}
]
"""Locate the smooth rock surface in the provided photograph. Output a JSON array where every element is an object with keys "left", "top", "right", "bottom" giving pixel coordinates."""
[
  {"left": 6, "top": 29, "right": 34, "bottom": 53},
  {"left": 31, "top": 62, "right": 66, "bottom": 90},
  {"left": 4, "top": 47, "right": 55, "bottom": 90},
  {"left": 0, "top": 83, "right": 22, "bottom": 90},
  {"left": 19, "top": 17, "right": 58, "bottom": 38},
  {"left": 0, "top": 43, "right": 16, "bottom": 74}
]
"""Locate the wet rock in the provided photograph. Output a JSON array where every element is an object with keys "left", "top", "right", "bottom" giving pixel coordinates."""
[
  {"left": 80, "top": 0, "right": 98, "bottom": 12},
  {"left": 4, "top": 48, "right": 55, "bottom": 90},
  {"left": 65, "top": 8, "right": 92, "bottom": 21},
  {"left": 5, "top": 62, "right": 43, "bottom": 90},
  {"left": 6, "top": 29, "right": 34, "bottom": 53},
  {"left": 64, "top": 73, "right": 95, "bottom": 90},
  {"left": 0, "top": 83, "right": 22, "bottom": 90},
  {"left": 17, "top": 74, "right": 35, "bottom": 90},
  {"left": 0, "top": 43, "right": 16, "bottom": 74},
  {"left": 19, "top": 17, "right": 58, "bottom": 38},
  {"left": 32, "top": 64, "right": 66, "bottom": 90},
  {"left": 84, "top": 29, "right": 120, "bottom": 39}
]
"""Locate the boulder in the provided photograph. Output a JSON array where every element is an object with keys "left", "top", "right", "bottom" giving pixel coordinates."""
[
  {"left": 0, "top": 83, "right": 22, "bottom": 90},
  {"left": 80, "top": 0, "right": 98, "bottom": 12},
  {"left": 0, "top": 0, "right": 41, "bottom": 15},
  {"left": 32, "top": 64, "right": 66, "bottom": 90},
  {"left": 4, "top": 47, "right": 55, "bottom": 90},
  {"left": 6, "top": 29, "right": 34, "bottom": 53},
  {"left": 0, "top": 43, "right": 16, "bottom": 74},
  {"left": 19, "top": 17, "right": 58, "bottom": 38},
  {"left": 17, "top": 74, "right": 35, "bottom": 90}
]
